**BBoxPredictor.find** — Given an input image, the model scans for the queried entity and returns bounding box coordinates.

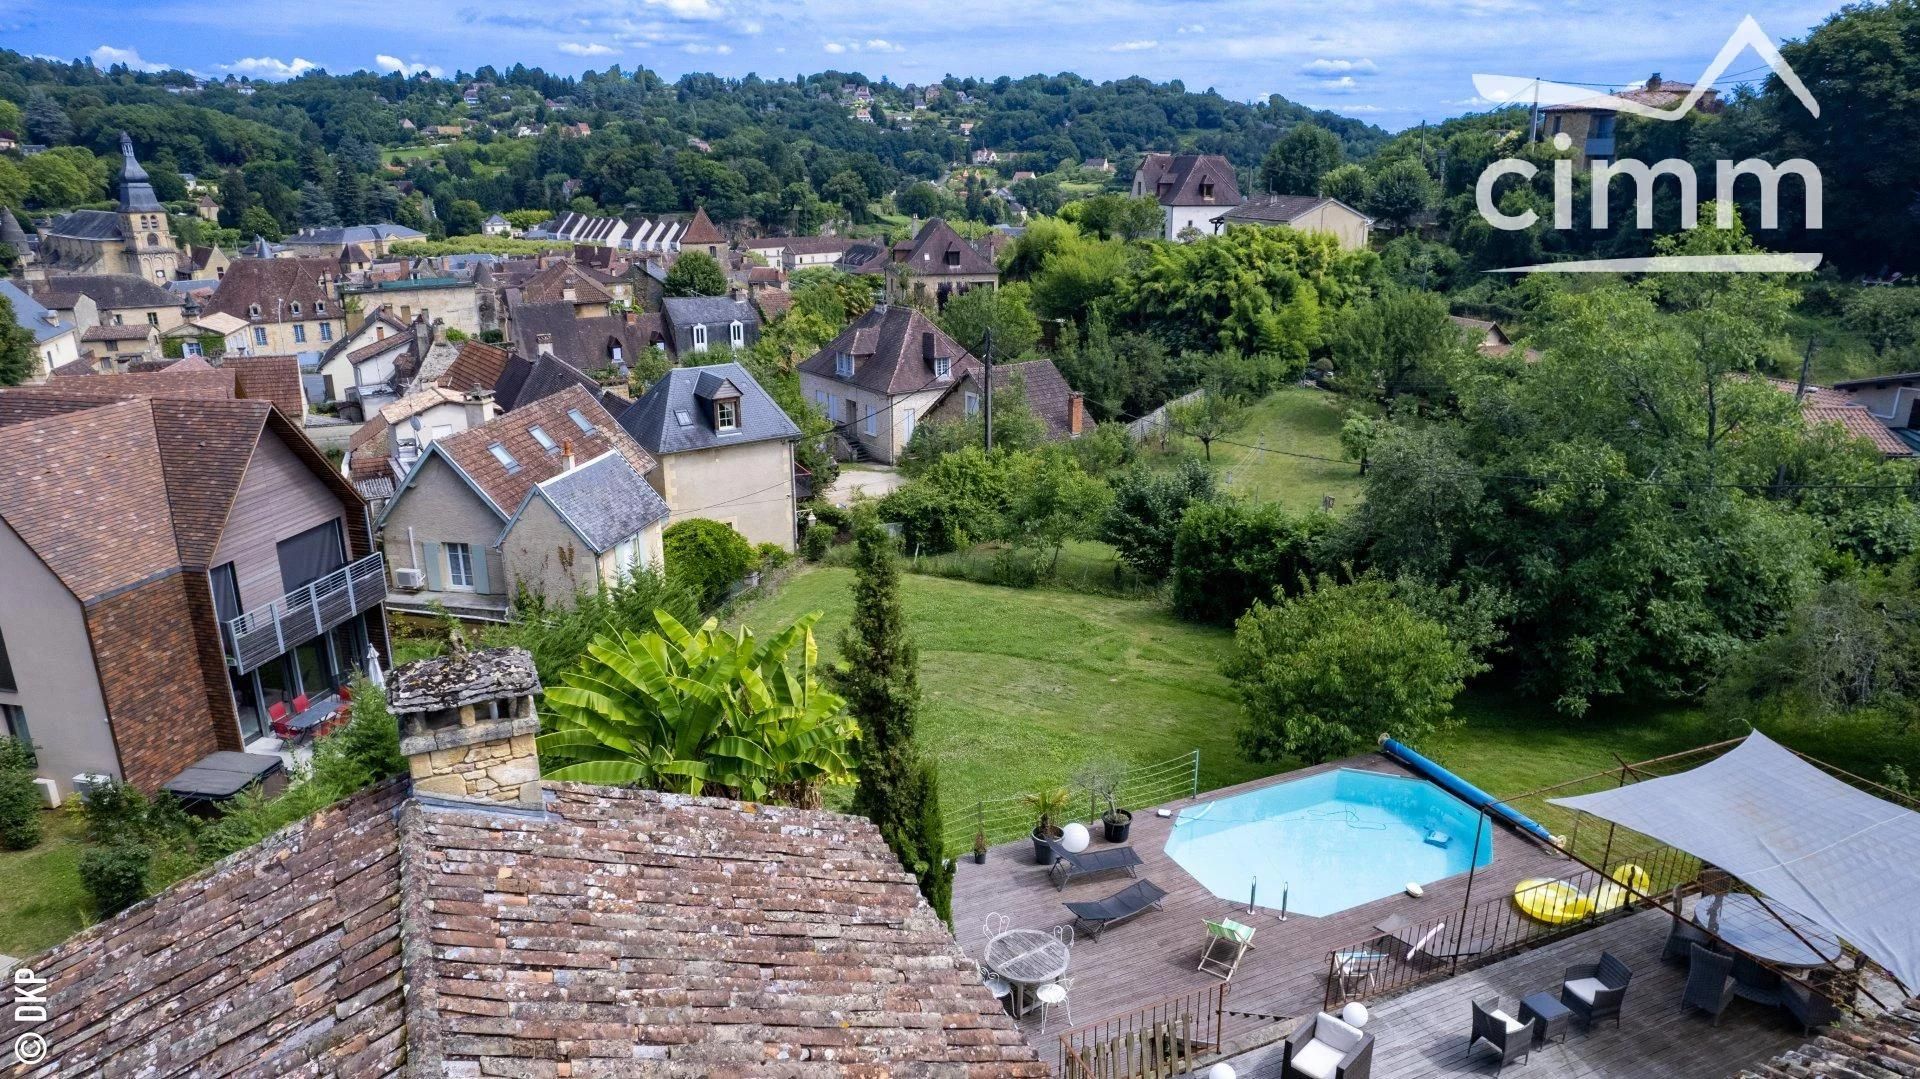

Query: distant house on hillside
[846,218,997,309]
[797,303,982,464]
[1214,194,1372,251]
[1134,153,1242,242]
[1541,74,1721,169]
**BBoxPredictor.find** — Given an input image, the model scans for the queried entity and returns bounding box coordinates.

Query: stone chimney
[535,333,554,357]
[1068,391,1086,436]
[390,641,544,806]
[561,276,577,304]
[560,439,577,472]
[463,386,496,428]
[922,331,936,362]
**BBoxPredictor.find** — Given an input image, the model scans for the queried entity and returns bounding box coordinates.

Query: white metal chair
[1053,922,1075,953]
[1036,976,1074,1032]
[984,912,1011,940]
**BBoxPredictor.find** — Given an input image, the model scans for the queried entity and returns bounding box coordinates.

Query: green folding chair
[1198,917,1257,980]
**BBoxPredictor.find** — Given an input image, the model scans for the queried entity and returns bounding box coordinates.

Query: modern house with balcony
[0,380,386,796]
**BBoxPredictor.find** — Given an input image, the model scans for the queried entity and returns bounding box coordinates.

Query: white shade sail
[1550,732,1920,992]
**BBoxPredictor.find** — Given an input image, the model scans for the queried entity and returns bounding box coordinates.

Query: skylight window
[567,408,594,434]
[674,409,693,427]
[531,426,558,452]
[488,443,519,473]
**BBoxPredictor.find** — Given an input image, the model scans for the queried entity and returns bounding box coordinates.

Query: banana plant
[538,609,858,805]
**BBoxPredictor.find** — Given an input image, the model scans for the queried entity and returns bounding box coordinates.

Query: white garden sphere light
[1060,822,1091,854]
[1207,1063,1236,1079]
[1341,1001,1370,1028]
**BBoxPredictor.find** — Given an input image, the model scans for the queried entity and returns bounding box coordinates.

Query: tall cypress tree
[834,526,953,922]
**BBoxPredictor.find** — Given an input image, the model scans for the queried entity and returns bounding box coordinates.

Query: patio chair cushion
[1487,1009,1529,1035]
[1289,1039,1345,1079]
[1314,1012,1365,1054]
[1564,977,1609,1005]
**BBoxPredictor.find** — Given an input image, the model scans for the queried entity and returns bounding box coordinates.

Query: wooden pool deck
[951,752,1814,1076]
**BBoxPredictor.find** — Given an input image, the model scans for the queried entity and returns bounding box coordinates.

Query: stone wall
[402,711,541,805]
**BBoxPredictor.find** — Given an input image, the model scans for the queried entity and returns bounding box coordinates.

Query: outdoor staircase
[839,432,873,463]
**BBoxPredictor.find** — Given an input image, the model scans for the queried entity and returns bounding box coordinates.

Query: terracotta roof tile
[437,340,512,395]
[203,257,339,323]
[895,217,999,277]
[799,304,983,396]
[433,385,653,515]
[1806,403,1913,456]
[43,368,238,399]
[225,353,306,419]
[515,261,614,307]
[679,205,725,246]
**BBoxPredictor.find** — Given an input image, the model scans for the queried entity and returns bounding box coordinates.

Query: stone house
[797,303,982,464]
[1135,152,1243,241]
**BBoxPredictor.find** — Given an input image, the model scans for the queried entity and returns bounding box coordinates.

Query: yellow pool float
[1513,864,1651,925]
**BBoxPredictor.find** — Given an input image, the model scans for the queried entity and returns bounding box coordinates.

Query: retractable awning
[1549,732,1920,992]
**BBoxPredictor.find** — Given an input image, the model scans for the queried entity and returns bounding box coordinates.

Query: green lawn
[1202,387,1366,514]
[0,809,90,958]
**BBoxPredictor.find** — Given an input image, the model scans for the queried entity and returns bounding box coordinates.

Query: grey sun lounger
[1374,913,1493,962]
[1066,879,1169,940]
[1048,840,1145,890]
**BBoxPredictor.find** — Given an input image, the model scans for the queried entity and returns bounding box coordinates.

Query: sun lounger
[1047,840,1144,890]
[1065,879,1169,941]
[1374,914,1492,962]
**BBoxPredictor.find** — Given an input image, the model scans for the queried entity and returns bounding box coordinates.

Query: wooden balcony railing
[224,553,386,673]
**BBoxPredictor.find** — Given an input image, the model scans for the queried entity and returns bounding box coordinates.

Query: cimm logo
[1472,16,1822,273]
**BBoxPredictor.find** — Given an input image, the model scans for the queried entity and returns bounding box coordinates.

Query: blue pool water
[1164,768,1495,917]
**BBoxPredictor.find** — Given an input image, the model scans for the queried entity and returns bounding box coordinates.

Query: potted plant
[1024,786,1072,865]
[1074,757,1134,843]
[972,828,988,865]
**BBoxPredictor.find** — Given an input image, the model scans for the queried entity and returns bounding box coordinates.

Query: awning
[1549,732,1920,992]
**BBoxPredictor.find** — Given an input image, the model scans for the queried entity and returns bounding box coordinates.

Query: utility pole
[1793,338,1819,401]
[1529,78,1541,143]
[981,328,994,452]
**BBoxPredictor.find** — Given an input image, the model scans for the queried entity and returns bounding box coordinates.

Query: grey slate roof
[43,209,127,242]
[660,295,757,328]
[282,223,424,246]
[0,279,74,344]
[502,351,614,413]
[529,449,671,552]
[619,361,800,455]
[32,274,186,311]
[117,132,164,213]
[1137,152,1243,207]
[1216,193,1372,225]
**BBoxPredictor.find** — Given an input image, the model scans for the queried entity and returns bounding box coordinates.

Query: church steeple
[117,132,163,214]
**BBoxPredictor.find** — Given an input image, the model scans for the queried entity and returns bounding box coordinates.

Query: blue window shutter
[422,542,443,590]
[471,548,492,594]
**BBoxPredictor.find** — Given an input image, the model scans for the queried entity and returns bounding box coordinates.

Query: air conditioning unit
[32,777,61,809]
[71,773,114,800]
[393,567,424,589]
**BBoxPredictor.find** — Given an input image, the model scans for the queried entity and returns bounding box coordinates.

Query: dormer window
[248,304,261,318]
[716,401,738,431]
[945,248,961,268]
[316,301,327,315]
[934,356,951,378]
[729,320,744,348]
[692,324,708,353]
[1200,180,1215,201]
[835,352,853,378]
[290,302,301,317]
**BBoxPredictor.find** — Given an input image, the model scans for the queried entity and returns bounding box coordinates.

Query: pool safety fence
[943,749,1201,859]
[1057,981,1237,1079]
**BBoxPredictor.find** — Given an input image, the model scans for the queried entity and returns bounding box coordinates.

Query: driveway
[822,465,907,506]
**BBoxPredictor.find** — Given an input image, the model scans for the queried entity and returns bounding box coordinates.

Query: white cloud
[375,54,444,77]
[682,42,733,55]
[222,55,318,80]
[91,45,167,72]
[643,0,729,17]
[1177,24,1206,34]
[864,39,904,53]
[1312,76,1364,93]
[1108,40,1158,52]
[1301,58,1378,76]
[558,42,618,57]
[822,42,846,54]
[822,39,903,54]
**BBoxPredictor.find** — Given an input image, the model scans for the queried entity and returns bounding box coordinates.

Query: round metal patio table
[984,929,1070,1018]
[1692,893,1842,968]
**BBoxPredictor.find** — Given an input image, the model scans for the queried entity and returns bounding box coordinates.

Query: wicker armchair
[1663,915,1712,964]
[1560,951,1633,1030]
[1781,979,1842,1035]
[1282,1011,1374,1079]
[1681,944,1738,1025]
[1470,998,1537,1071]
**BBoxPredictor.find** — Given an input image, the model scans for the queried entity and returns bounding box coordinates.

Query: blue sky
[5,0,1848,130]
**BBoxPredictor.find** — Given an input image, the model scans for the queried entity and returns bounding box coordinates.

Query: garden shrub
[663,519,754,608]
[1170,499,1330,624]
[803,522,836,561]
[79,839,152,918]
[754,541,793,572]
[0,744,41,850]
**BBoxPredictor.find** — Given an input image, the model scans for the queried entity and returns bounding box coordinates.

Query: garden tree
[1363,158,1438,231]
[1099,460,1217,579]
[296,181,338,227]
[1338,414,1377,475]
[1061,194,1164,241]
[1023,227,1130,325]
[1004,450,1112,572]
[935,281,1042,359]
[1057,316,1171,421]
[1111,226,1376,361]
[1164,387,1244,460]
[444,198,486,236]
[0,291,39,387]
[22,147,105,208]
[0,737,39,850]
[1226,574,1481,764]
[880,445,1014,553]
[1170,500,1330,624]
[896,182,950,220]
[1260,123,1343,195]
[832,527,952,921]
[662,518,754,608]
[24,89,72,145]
[537,611,858,807]
[1708,558,1920,733]
[504,208,550,229]
[1842,287,1920,358]
[900,371,1049,471]
[1326,288,1474,408]
[240,206,283,241]
[662,250,729,297]
[1378,235,1463,292]
[735,346,839,492]
[1317,163,1371,207]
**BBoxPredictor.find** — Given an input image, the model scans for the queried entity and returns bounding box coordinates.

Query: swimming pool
[1164,768,1495,917]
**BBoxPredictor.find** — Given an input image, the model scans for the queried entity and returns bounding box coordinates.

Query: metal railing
[224,553,387,673]
[943,750,1201,859]
[1058,982,1230,1079]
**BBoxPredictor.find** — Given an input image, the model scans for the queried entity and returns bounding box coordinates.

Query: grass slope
[0,809,90,958]
[1200,386,1365,514]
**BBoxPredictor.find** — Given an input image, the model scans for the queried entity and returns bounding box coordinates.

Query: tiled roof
[346,329,414,366]
[42,208,126,243]
[80,323,154,342]
[990,359,1078,440]
[1137,152,1243,208]
[679,205,724,245]
[431,385,653,518]
[31,273,185,311]
[1218,193,1370,225]
[436,340,513,395]
[503,351,611,412]
[621,361,801,456]
[0,781,1040,1076]
[509,302,658,374]
[226,354,306,419]
[203,257,338,323]
[798,303,983,396]
[145,397,275,567]
[377,384,465,427]
[281,222,424,245]
[43,367,239,400]
[753,288,793,321]
[515,261,614,306]
[894,217,999,276]
[1759,376,1853,408]
[1738,998,1920,1078]
[1806,404,1914,457]
[529,450,671,551]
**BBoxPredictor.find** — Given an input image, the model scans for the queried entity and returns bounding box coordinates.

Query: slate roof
[509,302,659,374]
[503,351,613,412]
[798,303,983,396]
[527,449,671,552]
[0,279,74,345]
[42,208,126,242]
[204,257,339,323]
[1137,152,1242,207]
[32,273,185,311]
[892,218,999,277]
[1217,193,1370,225]
[225,353,306,419]
[81,323,155,342]
[281,223,424,246]
[436,340,513,394]
[661,294,757,330]
[620,361,801,456]
[0,781,1040,1077]
[516,261,614,306]
[420,385,654,520]
[1833,370,1920,390]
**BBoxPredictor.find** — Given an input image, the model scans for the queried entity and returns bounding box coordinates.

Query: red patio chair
[292,693,310,716]
[268,701,295,740]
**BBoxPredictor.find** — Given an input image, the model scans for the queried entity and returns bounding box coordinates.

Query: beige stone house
[378,385,668,620]
[1214,194,1373,251]
[618,361,801,550]
[797,304,982,464]
[203,257,347,354]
